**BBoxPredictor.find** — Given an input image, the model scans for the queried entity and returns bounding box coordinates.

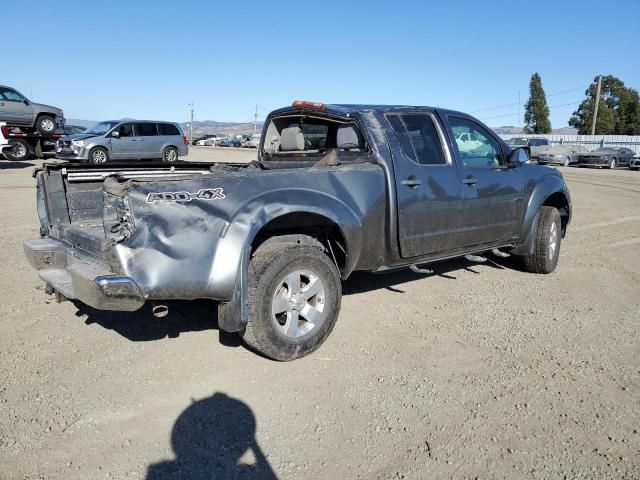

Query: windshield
[508,138,528,145]
[85,121,120,135]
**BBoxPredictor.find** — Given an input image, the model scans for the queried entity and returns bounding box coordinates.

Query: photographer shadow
[146,392,277,480]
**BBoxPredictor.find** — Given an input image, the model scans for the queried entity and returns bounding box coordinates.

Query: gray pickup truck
[0,85,65,134]
[24,102,571,361]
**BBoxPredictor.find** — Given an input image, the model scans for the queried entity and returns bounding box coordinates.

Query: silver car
[537,144,589,167]
[56,120,188,163]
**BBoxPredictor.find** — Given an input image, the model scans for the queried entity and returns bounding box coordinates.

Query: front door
[447,116,525,247]
[385,112,463,258]
[110,123,139,160]
[0,87,32,126]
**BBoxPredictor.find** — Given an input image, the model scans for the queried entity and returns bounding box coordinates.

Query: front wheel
[241,244,342,361]
[523,206,562,274]
[162,146,178,162]
[609,158,616,169]
[563,157,570,167]
[36,115,56,134]
[88,147,109,164]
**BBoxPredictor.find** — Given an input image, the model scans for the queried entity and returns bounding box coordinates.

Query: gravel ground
[0,152,639,479]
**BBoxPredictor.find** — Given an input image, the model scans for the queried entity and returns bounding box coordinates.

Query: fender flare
[215,189,362,332]
[511,174,570,256]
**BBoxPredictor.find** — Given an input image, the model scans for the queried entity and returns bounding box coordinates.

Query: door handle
[462,177,478,185]
[401,177,422,188]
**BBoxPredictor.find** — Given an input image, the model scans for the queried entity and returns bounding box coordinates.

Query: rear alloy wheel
[36,115,56,134]
[162,146,178,162]
[241,243,342,361]
[89,147,108,164]
[609,158,616,169]
[3,139,32,161]
[523,206,562,274]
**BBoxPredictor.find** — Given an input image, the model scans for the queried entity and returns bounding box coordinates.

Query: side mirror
[23,99,30,106]
[111,130,120,138]
[507,147,529,166]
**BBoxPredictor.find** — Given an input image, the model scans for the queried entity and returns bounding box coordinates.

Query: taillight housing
[183,135,188,145]
[292,100,326,110]
[1,126,9,137]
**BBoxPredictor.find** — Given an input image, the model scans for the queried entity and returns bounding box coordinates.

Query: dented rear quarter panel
[114,163,386,301]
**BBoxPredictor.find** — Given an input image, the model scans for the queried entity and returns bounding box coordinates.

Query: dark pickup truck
[24,102,571,361]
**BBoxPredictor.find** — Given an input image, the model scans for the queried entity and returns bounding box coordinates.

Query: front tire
[241,244,342,361]
[563,157,570,167]
[162,146,178,162]
[609,158,616,169]
[36,115,56,134]
[523,206,562,274]
[88,147,109,164]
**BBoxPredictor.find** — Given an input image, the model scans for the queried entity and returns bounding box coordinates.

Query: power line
[471,85,589,114]
[479,101,582,121]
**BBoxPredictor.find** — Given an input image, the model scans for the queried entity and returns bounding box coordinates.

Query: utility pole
[591,76,602,136]
[254,105,258,133]
[189,101,194,143]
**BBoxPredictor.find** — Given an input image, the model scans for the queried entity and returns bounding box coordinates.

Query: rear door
[136,123,161,159]
[0,87,33,126]
[110,123,139,160]
[447,116,525,247]
[385,112,463,258]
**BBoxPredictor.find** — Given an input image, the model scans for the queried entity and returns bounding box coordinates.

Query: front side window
[386,114,446,165]
[136,123,158,136]
[449,117,505,168]
[0,88,25,102]
[116,123,135,137]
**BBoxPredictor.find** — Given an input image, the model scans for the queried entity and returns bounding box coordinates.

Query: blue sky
[2,0,638,128]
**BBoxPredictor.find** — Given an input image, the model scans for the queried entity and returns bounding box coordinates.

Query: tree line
[522,73,640,135]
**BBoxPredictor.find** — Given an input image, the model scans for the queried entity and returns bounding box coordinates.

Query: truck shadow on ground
[146,392,278,480]
[74,254,523,342]
[0,159,38,169]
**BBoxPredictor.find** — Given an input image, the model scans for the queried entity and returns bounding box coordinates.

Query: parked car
[507,137,550,159]
[57,125,87,136]
[242,133,261,148]
[25,101,571,361]
[0,85,65,134]
[217,136,234,147]
[576,147,635,169]
[55,120,188,163]
[537,144,589,167]
[455,132,484,152]
[630,154,640,171]
[196,135,218,146]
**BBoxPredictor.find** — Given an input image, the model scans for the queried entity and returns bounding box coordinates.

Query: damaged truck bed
[25,102,571,360]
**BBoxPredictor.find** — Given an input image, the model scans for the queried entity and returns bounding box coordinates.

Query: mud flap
[511,212,540,256]
[217,246,251,332]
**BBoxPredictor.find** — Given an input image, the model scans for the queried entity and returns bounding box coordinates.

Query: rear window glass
[386,114,446,165]
[136,123,158,136]
[159,123,180,136]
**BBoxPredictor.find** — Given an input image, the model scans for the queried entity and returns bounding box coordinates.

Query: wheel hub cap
[549,221,559,258]
[272,270,326,338]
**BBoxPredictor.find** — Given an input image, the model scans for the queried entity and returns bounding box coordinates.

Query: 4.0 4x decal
[146,188,225,203]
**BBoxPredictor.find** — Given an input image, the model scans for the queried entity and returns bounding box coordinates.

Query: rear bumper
[24,237,144,311]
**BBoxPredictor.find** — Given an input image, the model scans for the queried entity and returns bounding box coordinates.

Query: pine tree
[524,73,552,134]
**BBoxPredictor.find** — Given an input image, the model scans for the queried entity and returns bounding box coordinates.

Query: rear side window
[158,123,180,136]
[136,123,158,136]
[386,114,446,165]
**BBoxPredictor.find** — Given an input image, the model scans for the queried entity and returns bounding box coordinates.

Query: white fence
[498,134,640,154]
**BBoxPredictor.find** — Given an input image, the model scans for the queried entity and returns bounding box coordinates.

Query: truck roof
[270,103,468,119]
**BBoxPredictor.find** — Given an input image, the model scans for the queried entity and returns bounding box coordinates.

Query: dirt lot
[1,151,639,479]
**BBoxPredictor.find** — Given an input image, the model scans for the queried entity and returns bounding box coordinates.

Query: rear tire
[241,244,342,361]
[36,115,56,134]
[523,206,562,274]
[162,146,178,162]
[88,147,109,164]
[4,138,32,161]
